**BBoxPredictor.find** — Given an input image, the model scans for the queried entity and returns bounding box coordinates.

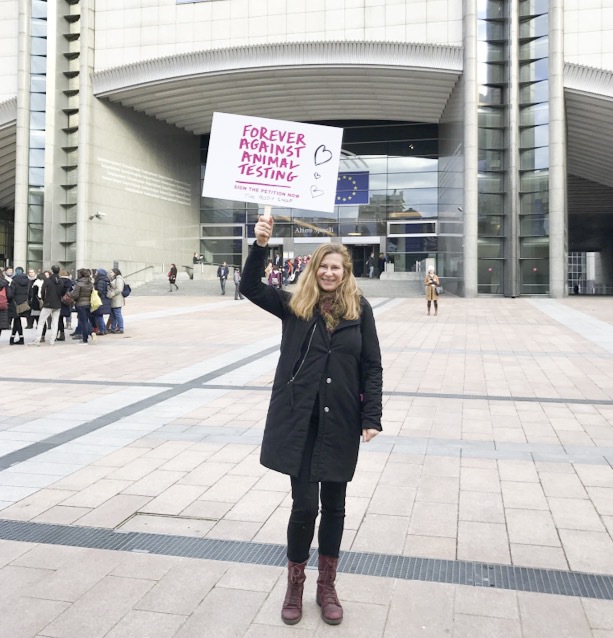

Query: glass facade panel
[519,58,549,82]
[520,214,548,236]
[28,224,44,243]
[28,167,44,186]
[520,147,549,170]
[387,172,438,189]
[32,0,47,18]
[519,37,548,60]
[520,259,549,294]
[29,111,45,131]
[31,18,47,36]
[478,106,505,128]
[520,124,549,148]
[478,215,504,236]
[520,237,549,258]
[201,225,243,238]
[30,75,46,92]
[520,191,549,214]
[29,148,45,167]
[519,14,548,38]
[479,128,504,149]
[520,170,548,192]
[519,0,549,17]
[482,62,506,83]
[30,56,47,73]
[477,20,505,40]
[520,104,548,126]
[478,193,504,214]
[478,86,504,105]
[28,205,44,224]
[519,80,549,103]
[389,223,436,234]
[478,173,504,193]
[29,92,46,111]
[478,260,503,293]
[478,238,504,258]
[477,0,504,20]
[198,239,242,267]
[31,37,47,56]
[478,149,504,171]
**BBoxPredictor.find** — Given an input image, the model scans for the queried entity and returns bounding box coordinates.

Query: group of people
[0,265,127,346]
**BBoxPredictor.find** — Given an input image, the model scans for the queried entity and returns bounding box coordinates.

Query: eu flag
[336,172,369,205]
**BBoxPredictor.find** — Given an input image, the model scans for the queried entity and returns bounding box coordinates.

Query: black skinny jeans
[287,414,347,563]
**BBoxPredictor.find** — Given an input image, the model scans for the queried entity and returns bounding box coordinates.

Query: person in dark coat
[92,268,111,335]
[240,215,383,627]
[29,265,64,346]
[69,268,94,344]
[217,261,229,295]
[168,264,179,292]
[58,270,74,340]
[0,268,13,338]
[9,267,30,345]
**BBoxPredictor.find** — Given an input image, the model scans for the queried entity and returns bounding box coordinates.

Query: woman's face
[317,253,344,292]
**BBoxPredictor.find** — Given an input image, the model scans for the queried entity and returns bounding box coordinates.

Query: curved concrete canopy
[93,41,463,135]
[565,63,613,189]
[0,97,17,212]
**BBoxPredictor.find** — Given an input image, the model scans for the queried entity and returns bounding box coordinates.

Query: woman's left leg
[316,482,347,624]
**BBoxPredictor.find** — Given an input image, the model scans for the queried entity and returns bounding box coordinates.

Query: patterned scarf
[318,291,344,334]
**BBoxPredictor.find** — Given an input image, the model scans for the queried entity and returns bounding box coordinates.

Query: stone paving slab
[0,294,613,635]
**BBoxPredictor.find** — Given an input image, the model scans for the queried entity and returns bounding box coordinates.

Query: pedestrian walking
[233,267,244,300]
[217,261,229,295]
[168,264,179,292]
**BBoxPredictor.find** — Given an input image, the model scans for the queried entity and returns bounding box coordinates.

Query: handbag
[435,286,443,295]
[61,292,73,306]
[16,301,31,315]
[90,289,102,312]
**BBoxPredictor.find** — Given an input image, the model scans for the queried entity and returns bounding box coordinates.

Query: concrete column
[548,0,567,297]
[462,0,479,297]
[13,1,31,267]
[507,0,520,297]
[76,0,94,267]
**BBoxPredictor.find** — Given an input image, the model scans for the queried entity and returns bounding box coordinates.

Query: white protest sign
[202,112,343,213]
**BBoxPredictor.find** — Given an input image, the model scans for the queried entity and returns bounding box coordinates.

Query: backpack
[0,286,7,311]
[121,283,131,297]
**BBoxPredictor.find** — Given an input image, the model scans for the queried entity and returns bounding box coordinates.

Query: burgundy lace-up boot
[316,555,343,625]
[281,560,307,625]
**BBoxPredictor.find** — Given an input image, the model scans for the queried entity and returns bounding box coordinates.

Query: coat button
[324,407,330,413]
[326,378,332,384]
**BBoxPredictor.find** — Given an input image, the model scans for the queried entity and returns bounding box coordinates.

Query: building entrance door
[347,245,378,278]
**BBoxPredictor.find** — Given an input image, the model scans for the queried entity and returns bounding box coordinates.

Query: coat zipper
[288,323,318,385]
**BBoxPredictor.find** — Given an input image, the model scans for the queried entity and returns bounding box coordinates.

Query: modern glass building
[1,0,612,296]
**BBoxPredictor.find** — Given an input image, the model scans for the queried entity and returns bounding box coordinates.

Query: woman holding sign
[240,215,382,626]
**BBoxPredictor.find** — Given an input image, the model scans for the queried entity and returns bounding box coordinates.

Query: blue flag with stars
[335,172,369,205]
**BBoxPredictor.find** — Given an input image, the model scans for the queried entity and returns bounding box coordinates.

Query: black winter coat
[240,243,383,482]
[0,279,12,330]
[93,275,112,316]
[41,275,64,309]
[9,273,30,319]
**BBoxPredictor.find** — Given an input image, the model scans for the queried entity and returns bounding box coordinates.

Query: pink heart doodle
[310,185,324,198]
[314,145,333,166]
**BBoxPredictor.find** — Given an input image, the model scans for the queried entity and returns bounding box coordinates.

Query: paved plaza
[0,287,612,637]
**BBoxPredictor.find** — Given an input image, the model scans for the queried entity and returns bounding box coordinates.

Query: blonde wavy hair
[289,243,361,321]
